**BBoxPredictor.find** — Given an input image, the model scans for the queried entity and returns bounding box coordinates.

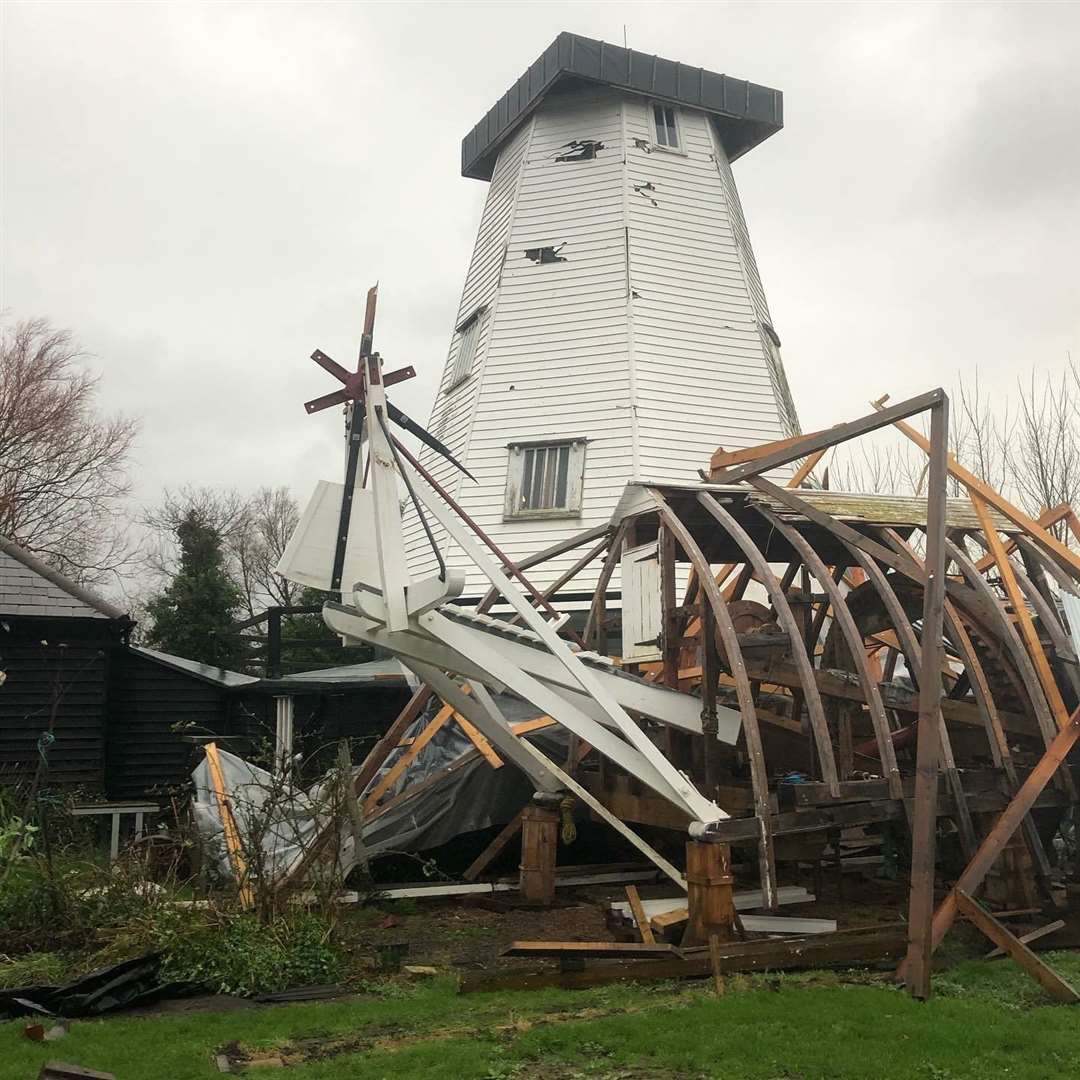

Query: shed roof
[462,32,783,181]
[131,646,258,688]
[0,536,127,621]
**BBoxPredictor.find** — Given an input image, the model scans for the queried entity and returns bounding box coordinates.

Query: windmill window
[449,307,485,388]
[651,103,680,150]
[504,439,586,520]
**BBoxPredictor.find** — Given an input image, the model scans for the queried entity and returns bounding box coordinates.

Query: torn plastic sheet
[191,694,571,884]
[0,954,196,1021]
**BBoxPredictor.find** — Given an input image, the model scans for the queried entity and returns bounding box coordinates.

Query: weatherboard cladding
[462,32,783,180]
[408,77,797,596]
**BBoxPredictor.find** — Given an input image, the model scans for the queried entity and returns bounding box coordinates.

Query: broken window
[651,103,680,150]
[504,439,586,519]
[449,307,485,388]
[523,244,567,264]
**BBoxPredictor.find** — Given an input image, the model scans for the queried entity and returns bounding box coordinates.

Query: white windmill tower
[403,32,800,600]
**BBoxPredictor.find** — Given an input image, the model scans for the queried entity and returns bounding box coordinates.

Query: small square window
[449,307,485,388]
[651,103,680,149]
[504,439,586,520]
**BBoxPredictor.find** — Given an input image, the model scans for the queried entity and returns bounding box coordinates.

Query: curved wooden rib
[650,489,779,909]
[755,506,897,798]
[583,520,628,651]
[697,491,841,796]
[877,530,978,858]
[946,539,1062,755]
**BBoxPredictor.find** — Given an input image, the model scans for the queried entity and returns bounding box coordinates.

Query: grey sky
[3,2,1079,520]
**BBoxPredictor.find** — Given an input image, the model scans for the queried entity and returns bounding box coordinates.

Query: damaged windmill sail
[276,292,744,891]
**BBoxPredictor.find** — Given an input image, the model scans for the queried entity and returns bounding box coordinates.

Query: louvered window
[652,103,680,149]
[504,439,586,519]
[449,308,484,388]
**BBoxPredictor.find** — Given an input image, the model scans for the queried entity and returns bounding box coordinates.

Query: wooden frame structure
[281,372,1080,1001]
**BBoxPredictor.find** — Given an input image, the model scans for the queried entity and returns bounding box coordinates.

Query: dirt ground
[334,867,910,978]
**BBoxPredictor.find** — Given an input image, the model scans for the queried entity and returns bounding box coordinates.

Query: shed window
[449,308,485,388]
[652,104,680,149]
[504,439,586,519]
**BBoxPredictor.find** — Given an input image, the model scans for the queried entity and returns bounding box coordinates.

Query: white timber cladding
[621,541,663,662]
[403,87,799,596]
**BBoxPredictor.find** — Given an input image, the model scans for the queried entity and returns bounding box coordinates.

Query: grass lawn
[5,952,1080,1080]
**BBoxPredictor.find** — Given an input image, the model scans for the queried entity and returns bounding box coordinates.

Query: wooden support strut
[683,840,739,947]
[945,538,1076,800]
[519,803,559,905]
[955,890,1079,1004]
[906,704,1080,977]
[650,489,781,909]
[970,492,1072,733]
[873,400,1080,585]
[204,742,254,910]
[903,395,950,1001]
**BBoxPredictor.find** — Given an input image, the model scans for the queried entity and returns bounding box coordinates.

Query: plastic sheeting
[191,694,571,884]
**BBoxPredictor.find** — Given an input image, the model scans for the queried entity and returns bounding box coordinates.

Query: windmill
[302,284,473,593]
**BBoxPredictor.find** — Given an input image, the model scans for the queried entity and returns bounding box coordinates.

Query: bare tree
[0,317,139,585]
[144,484,301,618]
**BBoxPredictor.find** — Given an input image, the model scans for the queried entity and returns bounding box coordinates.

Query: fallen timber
[277,332,1080,1005]
[459,926,908,993]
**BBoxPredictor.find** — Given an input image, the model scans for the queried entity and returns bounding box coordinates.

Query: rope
[559,795,577,845]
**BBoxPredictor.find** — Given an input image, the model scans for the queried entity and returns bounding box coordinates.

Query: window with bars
[449,307,485,388]
[504,439,586,519]
[651,103,680,149]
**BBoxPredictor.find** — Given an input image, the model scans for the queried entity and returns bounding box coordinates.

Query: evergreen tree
[144,510,243,668]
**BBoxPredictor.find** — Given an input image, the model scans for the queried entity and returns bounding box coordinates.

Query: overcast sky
[3,2,1079,521]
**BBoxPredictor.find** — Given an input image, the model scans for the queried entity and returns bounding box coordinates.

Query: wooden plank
[790,447,829,489]
[955,890,1079,1003]
[975,505,1071,573]
[204,742,253,910]
[985,918,1066,958]
[502,940,680,959]
[970,492,1071,732]
[713,389,945,485]
[709,427,830,472]
[709,932,726,995]
[477,524,610,614]
[903,397,949,1000]
[363,703,455,811]
[462,925,908,993]
[918,706,1080,967]
[453,712,504,769]
[625,884,656,945]
[878,404,1080,584]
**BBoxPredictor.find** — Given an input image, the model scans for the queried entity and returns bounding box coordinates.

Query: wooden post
[519,803,559,905]
[683,840,738,947]
[903,397,950,1000]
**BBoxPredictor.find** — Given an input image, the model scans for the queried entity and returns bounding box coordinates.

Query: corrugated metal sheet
[461,31,782,180]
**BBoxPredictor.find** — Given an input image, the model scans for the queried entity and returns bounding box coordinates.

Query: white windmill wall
[404,86,798,598]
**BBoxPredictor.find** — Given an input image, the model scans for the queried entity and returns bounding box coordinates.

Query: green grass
[3,959,1080,1080]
